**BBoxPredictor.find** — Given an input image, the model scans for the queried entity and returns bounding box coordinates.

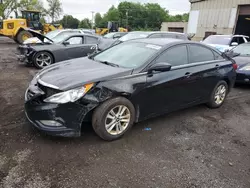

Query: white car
[23,29,86,45]
[202,35,250,52]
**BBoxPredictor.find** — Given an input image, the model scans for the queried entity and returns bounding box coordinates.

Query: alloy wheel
[36,53,52,67]
[214,85,226,105]
[105,105,131,135]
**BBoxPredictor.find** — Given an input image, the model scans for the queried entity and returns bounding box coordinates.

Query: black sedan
[17,29,99,69]
[227,43,250,84]
[25,38,236,140]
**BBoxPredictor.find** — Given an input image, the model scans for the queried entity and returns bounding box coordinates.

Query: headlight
[44,83,94,104]
[239,65,250,71]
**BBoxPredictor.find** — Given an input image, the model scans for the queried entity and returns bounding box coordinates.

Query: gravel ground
[0,37,250,188]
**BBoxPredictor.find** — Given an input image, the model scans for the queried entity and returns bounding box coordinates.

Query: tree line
[1,0,189,31]
[0,0,62,22]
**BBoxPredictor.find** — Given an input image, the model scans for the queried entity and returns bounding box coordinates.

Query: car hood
[25,28,54,43]
[205,44,232,52]
[37,57,132,90]
[23,37,42,45]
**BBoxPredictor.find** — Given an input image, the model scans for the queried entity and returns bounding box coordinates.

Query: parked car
[202,34,250,52]
[23,29,87,45]
[103,32,128,39]
[17,29,99,69]
[98,31,189,51]
[24,38,237,140]
[226,43,250,84]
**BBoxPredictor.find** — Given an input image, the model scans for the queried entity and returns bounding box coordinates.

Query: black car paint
[232,56,250,83]
[17,33,98,65]
[25,39,236,137]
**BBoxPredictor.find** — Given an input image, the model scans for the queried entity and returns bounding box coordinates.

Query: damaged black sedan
[17,29,99,69]
[25,38,236,141]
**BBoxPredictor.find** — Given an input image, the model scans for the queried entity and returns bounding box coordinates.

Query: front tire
[92,97,135,141]
[16,30,33,44]
[207,80,228,108]
[33,51,54,69]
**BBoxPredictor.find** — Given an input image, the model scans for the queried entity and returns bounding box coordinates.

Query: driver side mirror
[231,42,238,46]
[63,41,70,45]
[148,62,172,73]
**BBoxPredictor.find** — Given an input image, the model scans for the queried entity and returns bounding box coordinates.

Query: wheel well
[223,78,231,91]
[81,93,139,130]
[34,51,55,63]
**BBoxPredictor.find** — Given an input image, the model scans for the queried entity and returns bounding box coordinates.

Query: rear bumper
[236,72,250,84]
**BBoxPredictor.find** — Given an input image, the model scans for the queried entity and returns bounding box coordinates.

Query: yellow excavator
[96,21,128,35]
[0,10,63,44]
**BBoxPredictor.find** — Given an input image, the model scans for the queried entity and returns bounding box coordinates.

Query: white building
[161,22,188,33]
[188,0,250,41]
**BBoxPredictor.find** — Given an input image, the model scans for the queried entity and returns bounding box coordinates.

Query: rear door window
[66,37,83,45]
[155,45,188,66]
[85,36,98,44]
[189,44,215,63]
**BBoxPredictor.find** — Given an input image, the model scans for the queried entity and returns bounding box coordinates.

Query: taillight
[233,63,238,70]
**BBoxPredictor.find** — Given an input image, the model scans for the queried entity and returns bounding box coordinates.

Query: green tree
[46,0,63,23]
[0,0,17,19]
[94,12,102,27]
[60,15,79,28]
[78,18,91,29]
[104,6,119,21]
[144,3,168,30]
[19,0,44,11]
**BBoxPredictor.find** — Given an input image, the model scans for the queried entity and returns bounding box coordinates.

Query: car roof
[128,38,184,46]
[129,31,186,35]
[128,38,219,50]
[208,34,249,38]
[66,33,98,38]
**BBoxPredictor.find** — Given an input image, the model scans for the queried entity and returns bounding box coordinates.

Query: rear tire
[92,97,135,141]
[16,30,33,44]
[207,80,228,108]
[33,51,54,69]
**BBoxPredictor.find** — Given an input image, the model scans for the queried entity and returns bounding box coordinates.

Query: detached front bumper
[17,54,28,62]
[16,45,33,64]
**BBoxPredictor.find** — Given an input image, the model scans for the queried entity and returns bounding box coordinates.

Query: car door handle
[185,72,192,78]
[215,64,220,69]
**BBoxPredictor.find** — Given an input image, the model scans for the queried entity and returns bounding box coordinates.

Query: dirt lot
[0,37,250,188]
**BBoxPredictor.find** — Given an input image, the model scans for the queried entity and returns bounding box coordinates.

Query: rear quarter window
[85,36,98,44]
[189,44,215,63]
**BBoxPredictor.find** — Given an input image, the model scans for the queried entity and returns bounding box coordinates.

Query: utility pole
[91,11,95,29]
[126,10,128,30]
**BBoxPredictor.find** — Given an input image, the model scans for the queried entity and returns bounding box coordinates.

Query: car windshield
[52,31,79,43]
[45,30,62,39]
[93,42,161,68]
[203,35,231,45]
[103,33,115,38]
[119,32,150,42]
[232,44,250,56]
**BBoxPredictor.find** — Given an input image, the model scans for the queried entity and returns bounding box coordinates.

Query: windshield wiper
[99,61,120,67]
